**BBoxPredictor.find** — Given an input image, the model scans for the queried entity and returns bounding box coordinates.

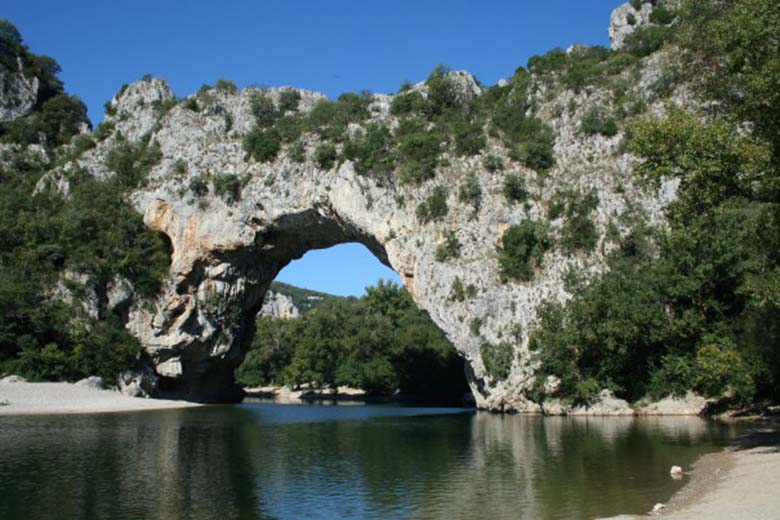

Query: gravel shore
[0,381,202,415]
[603,424,780,520]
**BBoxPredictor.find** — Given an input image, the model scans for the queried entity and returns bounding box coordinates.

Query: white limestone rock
[571,390,634,416]
[75,376,104,389]
[609,1,654,50]
[637,392,714,416]
[0,58,39,122]
[259,291,301,319]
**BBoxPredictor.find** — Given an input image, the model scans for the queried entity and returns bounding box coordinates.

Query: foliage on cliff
[0,21,170,384]
[530,0,780,406]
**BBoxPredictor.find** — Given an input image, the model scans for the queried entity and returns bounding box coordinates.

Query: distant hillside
[268,281,341,313]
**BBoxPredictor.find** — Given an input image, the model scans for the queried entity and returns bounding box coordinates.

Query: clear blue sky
[6,1,615,296]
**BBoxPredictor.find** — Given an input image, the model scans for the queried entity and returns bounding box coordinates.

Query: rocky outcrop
[636,392,713,416]
[0,58,39,122]
[46,4,681,409]
[609,1,653,50]
[258,291,300,319]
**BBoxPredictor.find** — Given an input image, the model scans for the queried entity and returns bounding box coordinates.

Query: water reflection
[0,405,744,520]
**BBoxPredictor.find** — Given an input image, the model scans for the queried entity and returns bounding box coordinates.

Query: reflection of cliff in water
[0,406,746,520]
[408,415,744,520]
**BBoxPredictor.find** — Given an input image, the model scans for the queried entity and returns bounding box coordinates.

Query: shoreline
[602,421,780,520]
[0,381,202,416]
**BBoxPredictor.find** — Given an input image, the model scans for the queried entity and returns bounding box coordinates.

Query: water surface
[0,403,743,519]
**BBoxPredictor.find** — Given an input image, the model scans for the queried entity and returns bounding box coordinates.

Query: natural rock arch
[67,38,673,410]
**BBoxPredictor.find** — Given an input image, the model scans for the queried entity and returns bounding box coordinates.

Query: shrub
[425,65,461,114]
[627,12,637,26]
[250,93,277,127]
[694,341,755,403]
[458,174,481,210]
[647,354,695,399]
[623,25,673,57]
[212,173,242,203]
[503,173,528,203]
[243,127,281,162]
[649,4,676,25]
[215,79,238,93]
[289,140,306,163]
[182,97,200,112]
[435,231,461,261]
[278,89,302,112]
[450,277,465,301]
[560,189,600,254]
[483,154,504,172]
[452,119,486,156]
[396,118,442,183]
[314,143,338,169]
[527,48,567,75]
[580,107,619,137]
[416,186,448,223]
[480,341,513,381]
[390,90,428,116]
[498,221,552,281]
[630,0,643,10]
[104,137,162,189]
[188,176,209,197]
[94,120,115,141]
[341,122,395,176]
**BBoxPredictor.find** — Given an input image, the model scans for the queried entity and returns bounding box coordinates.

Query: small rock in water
[0,399,9,406]
[670,465,683,479]
[75,376,104,389]
[652,503,666,513]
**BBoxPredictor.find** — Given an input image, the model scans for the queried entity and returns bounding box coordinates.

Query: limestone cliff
[22,2,683,409]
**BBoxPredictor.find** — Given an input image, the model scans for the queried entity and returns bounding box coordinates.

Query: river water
[0,403,744,519]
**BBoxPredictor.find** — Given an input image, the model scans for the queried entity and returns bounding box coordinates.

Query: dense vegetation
[529,0,780,407]
[0,21,171,384]
[237,280,468,401]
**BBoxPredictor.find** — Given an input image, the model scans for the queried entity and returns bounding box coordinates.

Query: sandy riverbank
[603,423,780,520]
[0,381,202,415]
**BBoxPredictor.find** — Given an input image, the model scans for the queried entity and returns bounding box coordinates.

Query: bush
[450,277,465,301]
[416,186,448,223]
[288,140,306,163]
[104,137,162,190]
[425,65,462,114]
[649,4,676,25]
[483,154,504,172]
[694,341,755,403]
[341,122,395,176]
[182,97,200,112]
[314,143,338,169]
[627,12,637,26]
[189,176,209,197]
[212,173,242,203]
[397,118,442,183]
[480,342,513,381]
[243,127,281,162]
[452,119,486,156]
[458,174,481,210]
[559,189,600,254]
[647,354,695,399]
[527,48,567,75]
[498,221,552,281]
[503,173,528,203]
[435,231,461,262]
[250,93,277,127]
[623,25,673,57]
[390,90,428,116]
[580,107,619,137]
[214,79,238,93]
[278,89,302,112]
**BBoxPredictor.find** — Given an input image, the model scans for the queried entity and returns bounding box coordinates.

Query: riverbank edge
[600,420,780,520]
[0,381,203,416]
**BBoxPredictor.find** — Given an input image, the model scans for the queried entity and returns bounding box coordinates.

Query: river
[0,403,744,519]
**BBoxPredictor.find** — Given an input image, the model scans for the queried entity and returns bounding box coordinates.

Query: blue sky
[6,1,615,296]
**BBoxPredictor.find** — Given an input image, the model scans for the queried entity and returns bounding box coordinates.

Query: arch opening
[236,241,472,406]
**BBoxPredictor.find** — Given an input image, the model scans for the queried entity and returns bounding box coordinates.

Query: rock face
[46,5,678,409]
[0,59,39,122]
[258,291,301,319]
[609,1,654,50]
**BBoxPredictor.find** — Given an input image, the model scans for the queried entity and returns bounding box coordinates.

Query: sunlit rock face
[64,3,678,408]
[0,58,39,122]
